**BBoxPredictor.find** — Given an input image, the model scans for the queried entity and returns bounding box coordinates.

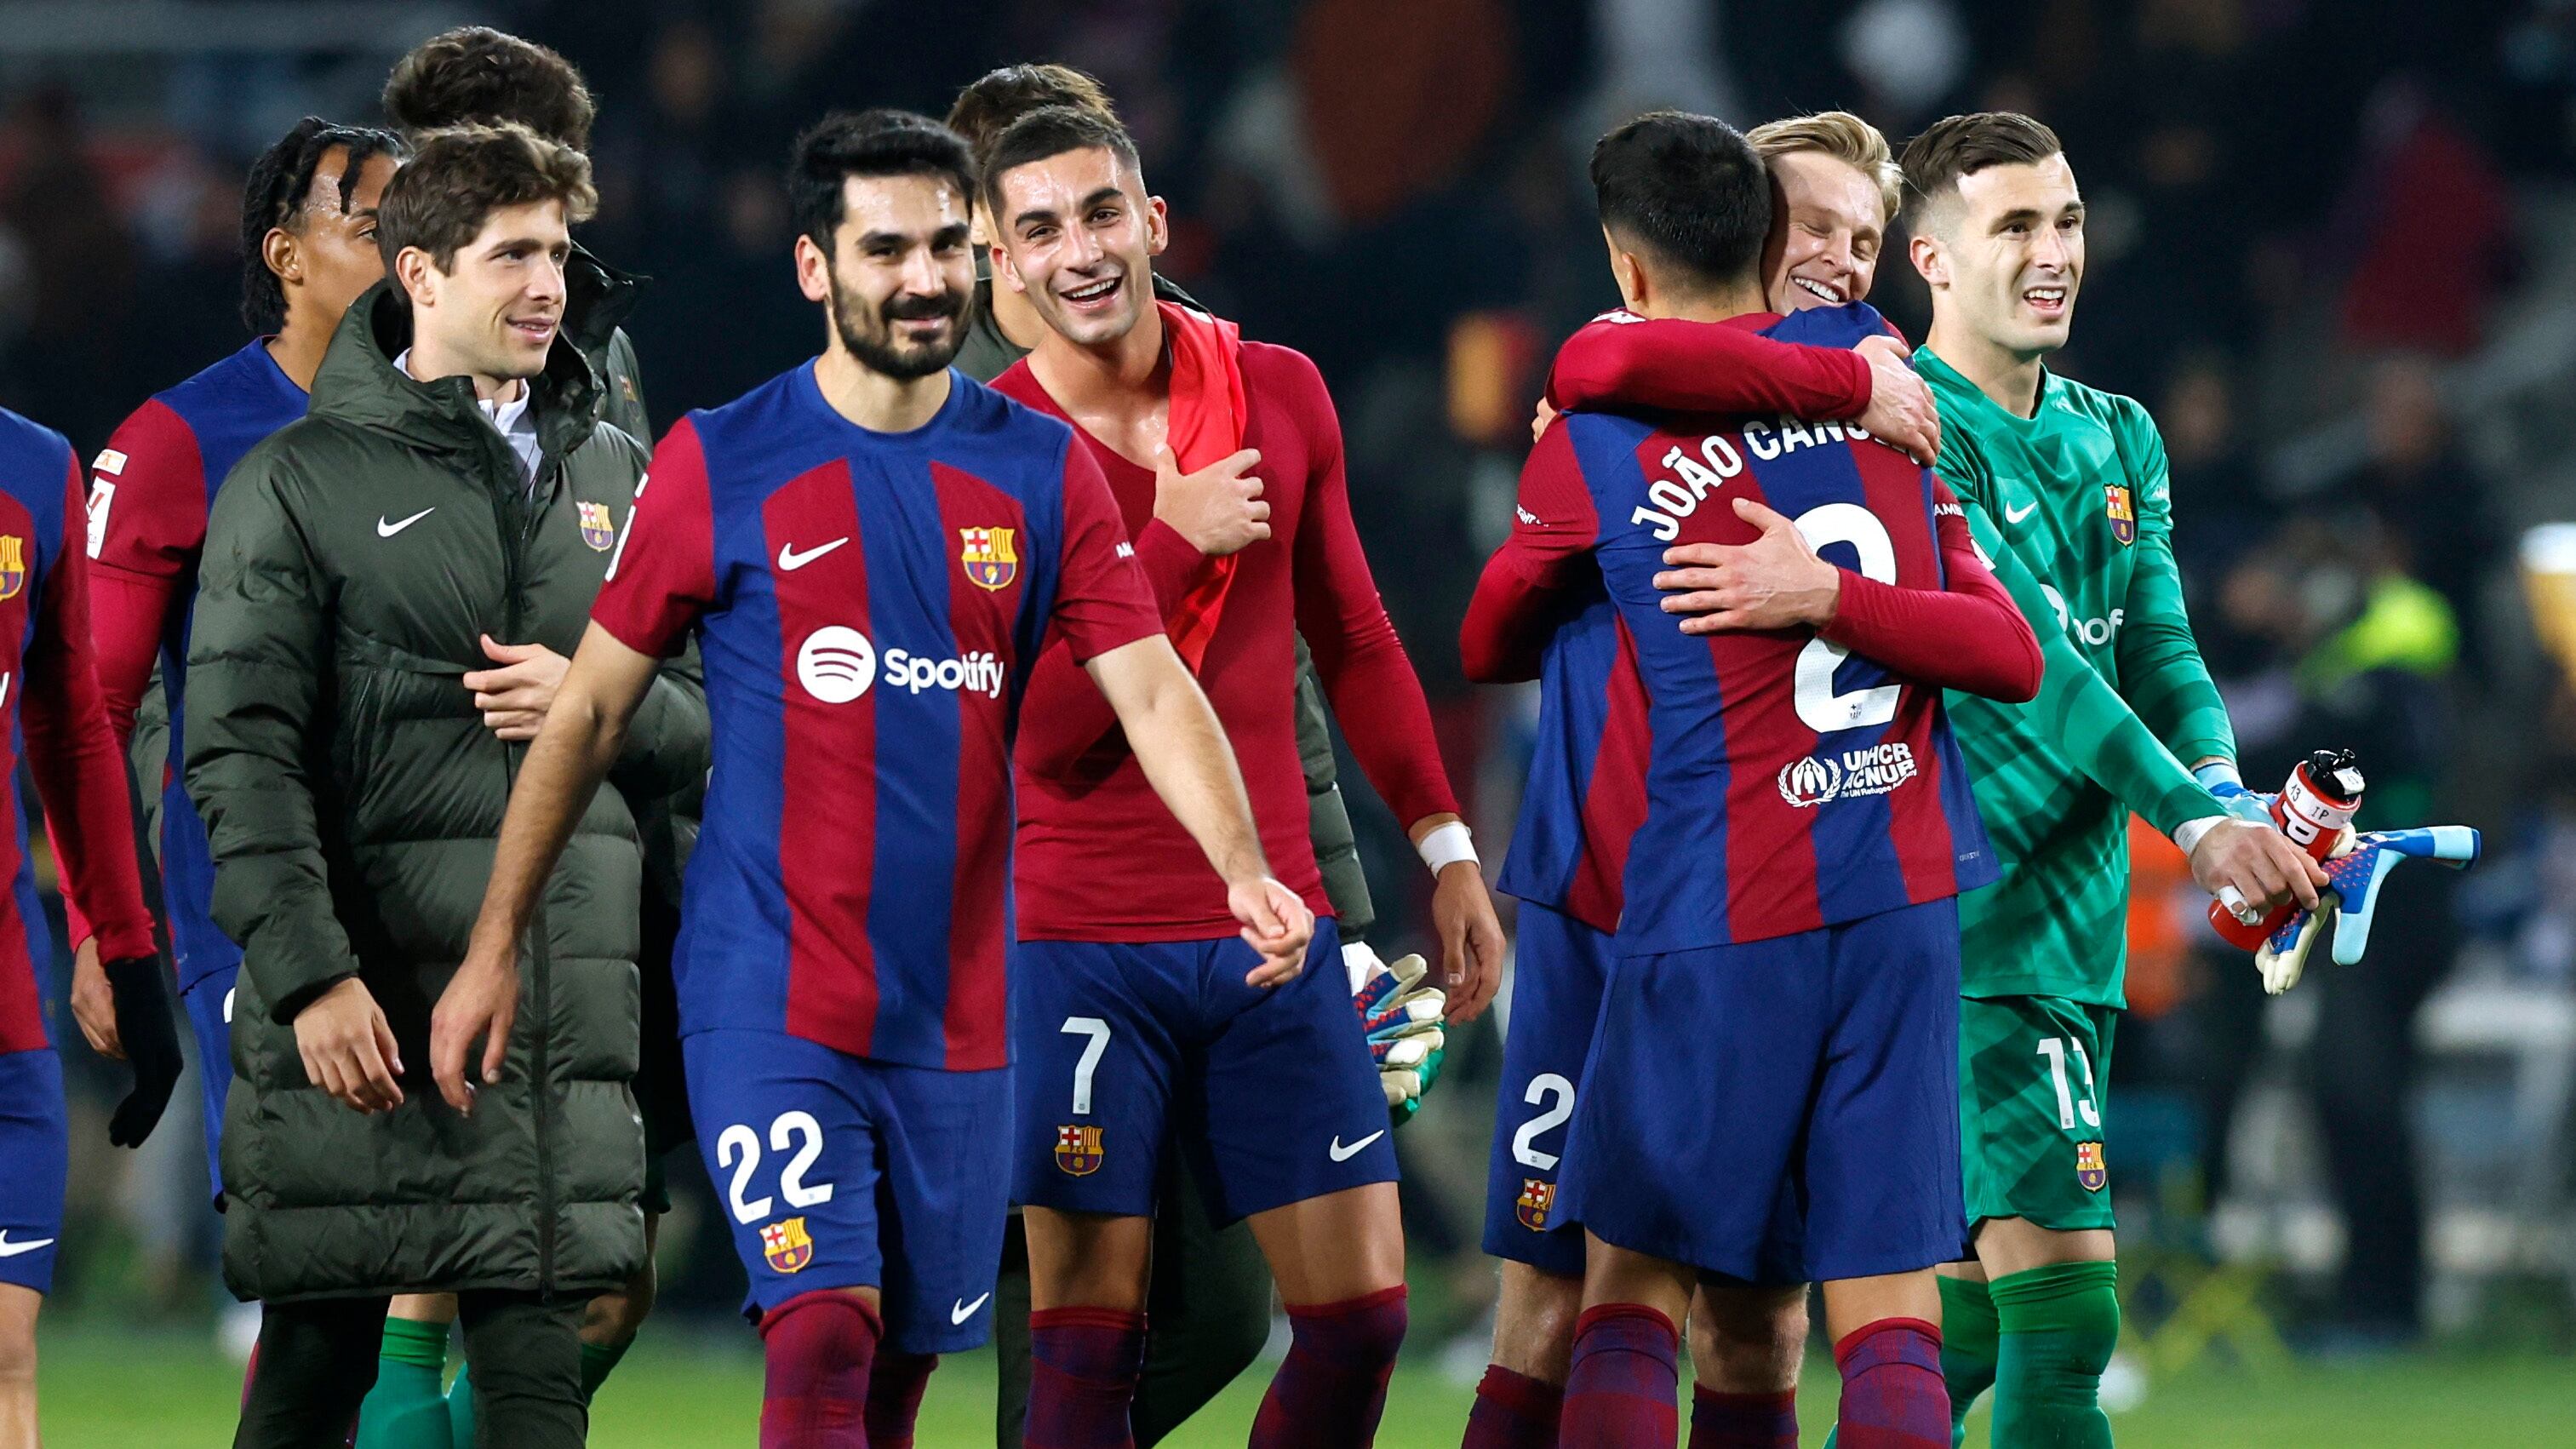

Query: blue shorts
[1011,915,1394,1226]
[182,965,238,1204]
[683,1028,1012,1354]
[1554,897,1966,1285]
[1481,902,1606,1277]
[0,1048,66,1294]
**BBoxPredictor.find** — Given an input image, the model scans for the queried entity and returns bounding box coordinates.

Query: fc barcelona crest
[2075,1140,2108,1193]
[1516,1177,1556,1232]
[576,501,618,552]
[759,1216,815,1274]
[960,526,1019,591]
[0,536,23,601]
[2104,484,2135,547]
[1056,1123,1104,1177]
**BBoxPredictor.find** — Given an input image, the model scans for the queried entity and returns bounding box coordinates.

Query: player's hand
[1531,397,1560,443]
[464,635,570,742]
[1428,860,1506,1022]
[69,936,117,1059]
[1229,875,1314,988]
[2188,817,2328,917]
[1854,335,1939,464]
[1653,498,1842,633]
[1152,445,1270,557]
[1348,943,1447,1124]
[430,946,520,1115]
[103,954,184,1147]
[295,976,404,1114]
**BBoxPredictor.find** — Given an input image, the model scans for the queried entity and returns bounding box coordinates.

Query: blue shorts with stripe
[684,1028,1012,1354]
[0,1048,66,1293]
[1554,897,1967,1285]
[182,965,237,1204]
[1481,901,1606,1277]
[1010,915,1395,1226]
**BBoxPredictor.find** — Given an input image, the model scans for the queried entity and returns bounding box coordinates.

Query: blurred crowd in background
[5,0,2575,1376]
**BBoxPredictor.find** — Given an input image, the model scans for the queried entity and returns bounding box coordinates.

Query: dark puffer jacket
[186,283,706,1302]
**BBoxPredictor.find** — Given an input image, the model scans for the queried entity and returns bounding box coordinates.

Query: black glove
[104,955,183,1147]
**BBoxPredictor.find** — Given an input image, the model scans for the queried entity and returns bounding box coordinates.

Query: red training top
[999,340,1461,942]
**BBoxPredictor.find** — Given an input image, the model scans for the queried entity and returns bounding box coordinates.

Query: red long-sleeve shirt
[1,438,156,1050]
[1547,308,1875,416]
[999,342,1461,941]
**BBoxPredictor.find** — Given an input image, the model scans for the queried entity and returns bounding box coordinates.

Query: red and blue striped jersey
[1496,306,1995,954]
[591,364,1161,1071]
[0,408,157,1051]
[79,340,307,990]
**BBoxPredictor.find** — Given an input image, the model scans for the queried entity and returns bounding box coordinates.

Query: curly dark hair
[383,26,596,151]
[378,123,597,276]
[238,117,404,334]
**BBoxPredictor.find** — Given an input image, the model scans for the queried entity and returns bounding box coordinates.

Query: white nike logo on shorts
[1329,1130,1385,1162]
[377,507,436,537]
[951,1292,991,1325]
[0,1230,54,1257]
[2004,500,2038,524]
[778,537,850,571]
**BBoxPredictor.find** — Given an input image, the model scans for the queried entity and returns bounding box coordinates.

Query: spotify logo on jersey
[797,627,878,703]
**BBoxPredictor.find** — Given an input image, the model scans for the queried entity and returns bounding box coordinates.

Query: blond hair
[1748,111,1902,226]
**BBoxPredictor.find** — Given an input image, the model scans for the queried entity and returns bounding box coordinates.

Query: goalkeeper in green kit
[1552,109,2333,1446]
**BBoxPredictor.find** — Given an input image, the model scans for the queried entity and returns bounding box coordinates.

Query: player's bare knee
[0,1308,33,1386]
[1689,1282,1805,1394]
[1491,1263,1584,1383]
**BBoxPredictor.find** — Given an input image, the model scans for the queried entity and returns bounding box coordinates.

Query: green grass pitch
[32,1325,2575,1446]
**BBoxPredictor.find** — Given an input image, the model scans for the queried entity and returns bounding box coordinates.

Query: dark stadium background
[5,2,2573,1443]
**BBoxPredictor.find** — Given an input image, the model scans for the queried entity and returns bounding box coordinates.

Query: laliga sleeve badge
[2104,484,2135,546]
[1055,1124,1104,1177]
[1516,1177,1557,1232]
[2075,1140,2108,1193]
[576,501,618,551]
[960,525,1020,591]
[759,1217,815,1274]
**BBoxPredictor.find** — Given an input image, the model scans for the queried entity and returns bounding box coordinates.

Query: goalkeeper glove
[2195,761,2280,827]
[2255,825,2481,994]
[1348,942,1445,1125]
[104,954,183,1147]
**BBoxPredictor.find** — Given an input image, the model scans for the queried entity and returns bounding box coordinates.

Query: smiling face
[988,143,1167,347]
[398,198,572,383]
[793,171,974,380]
[1766,148,1887,311]
[1912,152,2085,355]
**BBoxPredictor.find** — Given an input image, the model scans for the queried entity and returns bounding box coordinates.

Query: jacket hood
[310,282,604,461]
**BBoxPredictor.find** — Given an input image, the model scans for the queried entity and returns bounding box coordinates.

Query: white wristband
[1417,822,1478,875]
[2172,815,2225,856]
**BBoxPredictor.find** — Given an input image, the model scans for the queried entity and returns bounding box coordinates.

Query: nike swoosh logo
[778,537,850,571]
[377,507,436,537]
[2003,501,2038,524]
[951,1292,991,1325]
[1329,1130,1386,1162]
[0,1230,55,1257]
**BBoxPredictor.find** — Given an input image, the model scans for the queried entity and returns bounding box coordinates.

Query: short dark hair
[377,122,597,275]
[1899,112,2063,222]
[947,63,1117,163]
[239,117,405,333]
[1589,111,1770,295]
[383,26,596,151]
[979,106,1142,225]
[788,109,976,251]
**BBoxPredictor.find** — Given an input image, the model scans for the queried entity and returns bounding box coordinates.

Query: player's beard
[829,267,968,381]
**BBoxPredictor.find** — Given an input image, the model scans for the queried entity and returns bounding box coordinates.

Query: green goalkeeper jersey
[1916,348,2237,1008]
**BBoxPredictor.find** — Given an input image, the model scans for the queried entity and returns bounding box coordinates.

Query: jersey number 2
[1790,502,1902,734]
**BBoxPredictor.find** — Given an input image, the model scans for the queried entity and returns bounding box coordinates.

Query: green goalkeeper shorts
[1960,994,2119,1234]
